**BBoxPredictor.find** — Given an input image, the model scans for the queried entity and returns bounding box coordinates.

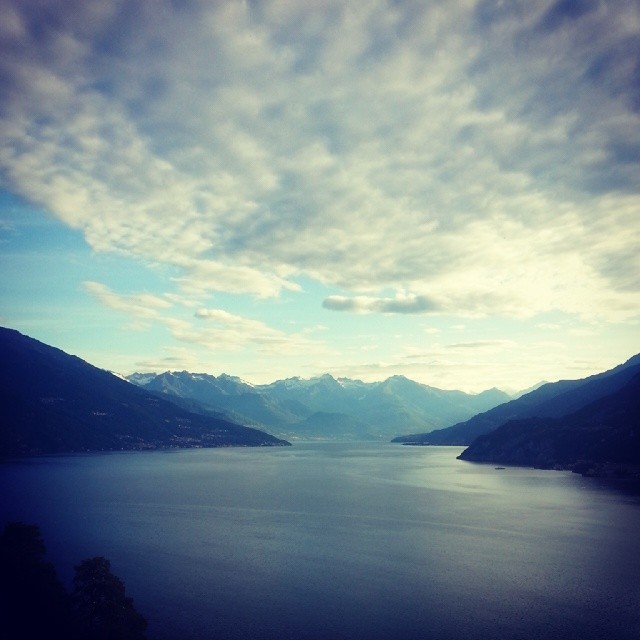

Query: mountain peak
[127,366,509,440]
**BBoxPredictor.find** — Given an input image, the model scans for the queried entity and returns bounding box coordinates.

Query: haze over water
[2,443,639,640]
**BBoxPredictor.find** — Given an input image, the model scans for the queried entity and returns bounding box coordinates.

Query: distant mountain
[137,371,307,431]
[0,327,289,456]
[392,354,640,446]
[458,372,640,476]
[509,380,548,399]
[128,371,510,441]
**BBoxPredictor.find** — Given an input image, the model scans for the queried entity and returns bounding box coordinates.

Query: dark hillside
[459,372,640,476]
[393,354,640,445]
[0,327,289,456]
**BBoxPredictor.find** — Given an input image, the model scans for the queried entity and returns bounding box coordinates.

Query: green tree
[72,556,147,640]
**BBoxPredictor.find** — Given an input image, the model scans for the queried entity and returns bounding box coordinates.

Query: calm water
[2,442,639,640]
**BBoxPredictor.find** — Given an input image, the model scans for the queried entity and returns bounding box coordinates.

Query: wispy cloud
[82,281,172,319]
[82,280,326,361]
[327,337,594,392]
[1,0,638,323]
[445,340,516,350]
[193,307,292,347]
[191,306,325,355]
[323,293,440,314]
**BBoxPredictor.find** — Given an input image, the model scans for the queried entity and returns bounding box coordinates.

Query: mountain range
[0,327,289,456]
[126,370,510,441]
[392,353,640,446]
[4,324,638,474]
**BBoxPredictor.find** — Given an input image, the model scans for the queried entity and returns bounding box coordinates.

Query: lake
[1,442,639,640]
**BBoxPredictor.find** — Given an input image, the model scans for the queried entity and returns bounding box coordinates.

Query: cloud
[132,346,215,376]
[172,258,301,298]
[191,306,326,355]
[82,279,325,353]
[82,281,172,318]
[194,307,288,345]
[445,340,516,350]
[1,0,638,321]
[323,293,440,314]
[325,338,594,392]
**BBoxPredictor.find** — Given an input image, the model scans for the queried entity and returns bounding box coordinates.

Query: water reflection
[1,442,639,640]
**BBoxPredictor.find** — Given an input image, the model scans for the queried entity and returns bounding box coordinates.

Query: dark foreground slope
[0,327,289,456]
[458,372,640,476]
[393,354,640,446]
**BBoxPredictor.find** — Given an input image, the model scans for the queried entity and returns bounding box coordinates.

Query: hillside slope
[458,372,640,476]
[393,354,640,445]
[0,327,289,455]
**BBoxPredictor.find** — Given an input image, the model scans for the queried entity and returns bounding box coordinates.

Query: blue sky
[0,0,638,392]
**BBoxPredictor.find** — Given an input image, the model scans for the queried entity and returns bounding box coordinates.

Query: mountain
[138,371,307,430]
[0,327,289,456]
[392,354,640,445]
[128,371,510,441]
[508,380,548,399]
[458,372,640,476]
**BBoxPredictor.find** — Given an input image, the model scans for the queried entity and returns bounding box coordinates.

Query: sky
[0,0,639,393]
